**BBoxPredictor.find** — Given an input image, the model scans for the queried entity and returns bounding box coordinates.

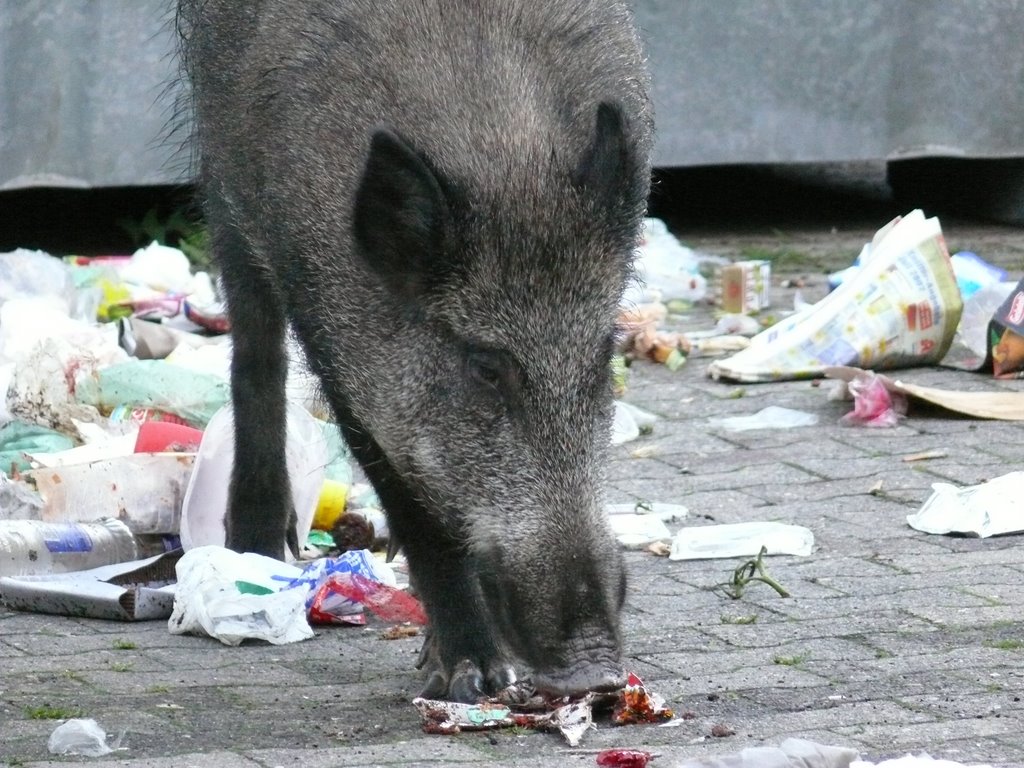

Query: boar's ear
[353,128,450,299]
[572,101,633,208]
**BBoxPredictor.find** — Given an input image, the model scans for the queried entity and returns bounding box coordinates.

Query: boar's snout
[478,535,627,697]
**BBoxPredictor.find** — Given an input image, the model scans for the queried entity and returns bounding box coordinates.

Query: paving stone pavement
[1,220,1023,767]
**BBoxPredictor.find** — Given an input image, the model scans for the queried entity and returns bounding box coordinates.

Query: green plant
[113,639,137,651]
[985,638,1024,651]
[119,207,211,271]
[718,546,791,600]
[25,704,82,720]
[773,653,807,667]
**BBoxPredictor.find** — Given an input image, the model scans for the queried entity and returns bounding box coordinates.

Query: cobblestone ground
[1,218,1023,767]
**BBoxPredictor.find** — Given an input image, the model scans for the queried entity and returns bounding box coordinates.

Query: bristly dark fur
[177,0,653,703]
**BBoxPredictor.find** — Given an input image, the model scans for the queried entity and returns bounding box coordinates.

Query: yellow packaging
[313,480,348,530]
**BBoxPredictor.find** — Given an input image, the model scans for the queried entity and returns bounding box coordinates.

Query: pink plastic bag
[840,371,908,427]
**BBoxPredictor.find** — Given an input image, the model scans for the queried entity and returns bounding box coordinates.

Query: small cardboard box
[719,260,771,314]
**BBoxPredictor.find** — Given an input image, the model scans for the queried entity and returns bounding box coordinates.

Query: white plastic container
[669,521,814,560]
[0,518,138,577]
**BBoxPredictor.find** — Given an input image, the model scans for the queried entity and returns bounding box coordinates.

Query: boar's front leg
[333,409,515,702]
[208,192,297,559]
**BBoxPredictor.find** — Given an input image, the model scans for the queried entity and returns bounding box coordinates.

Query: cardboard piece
[0,550,181,621]
[825,367,1024,421]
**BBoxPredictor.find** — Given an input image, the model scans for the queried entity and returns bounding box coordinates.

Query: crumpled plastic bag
[906,471,1024,538]
[713,406,818,432]
[285,550,421,625]
[168,546,313,646]
[47,718,119,757]
[836,370,908,427]
[852,756,993,768]
[622,218,708,304]
[676,737,857,767]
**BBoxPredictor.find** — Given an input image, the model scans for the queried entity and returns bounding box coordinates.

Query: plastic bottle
[0,518,138,578]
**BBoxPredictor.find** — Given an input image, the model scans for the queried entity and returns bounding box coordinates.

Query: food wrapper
[413,672,673,747]
[708,211,962,382]
[612,672,674,724]
[284,549,419,625]
[990,277,1024,378]
[413,694,595,746]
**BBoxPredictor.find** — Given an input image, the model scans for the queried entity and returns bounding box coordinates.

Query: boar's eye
[465,347,520,399]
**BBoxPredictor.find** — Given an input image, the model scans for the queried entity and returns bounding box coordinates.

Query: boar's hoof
[420,657,517,703]
[532,662,626,698]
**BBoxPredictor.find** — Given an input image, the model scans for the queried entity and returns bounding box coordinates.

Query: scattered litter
[286,550,418,625]
[75,359,229,429]
[596,748,654,767]
[647,541,672,557]
[0,472,44,518]
[711,313,762,337]
[381,624,420,640]
[0,421,76,475]
[907,471,1024,538]
[612,672,674,725]
[612,402,658,445]
[989,276,1024,378]
[674,737,858,767]
[0,550,180,621]
[826,367,1024,421]
[834,369,908,427]
[47,718,121,757]
[709,211,961,382]
[623,218,709,305]
[618,302,690,367]
[606,502,687,548]
[180,402,326,558]
[0,518,138,578]
[413,693,595,746]
[949,251,1008,300]
[949,281,1017,364]
[19,454,194,534]
[717,260,771,314]
[414,673,672,746]
[853,756,994,768]
[670,522,814,560]
[712,406,819,432]
[687,335,751,357]
[168,546,313,645]
[901,450,948,463]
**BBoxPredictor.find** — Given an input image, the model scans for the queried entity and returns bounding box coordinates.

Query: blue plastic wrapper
[283,550,396,618]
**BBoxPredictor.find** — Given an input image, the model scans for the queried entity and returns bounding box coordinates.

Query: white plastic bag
[623,218,708,304]
[906,471,1024,538]
[47,718,117,757]
[168,545,313,645]
[180,401,326,558]
[713,406,819,432]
